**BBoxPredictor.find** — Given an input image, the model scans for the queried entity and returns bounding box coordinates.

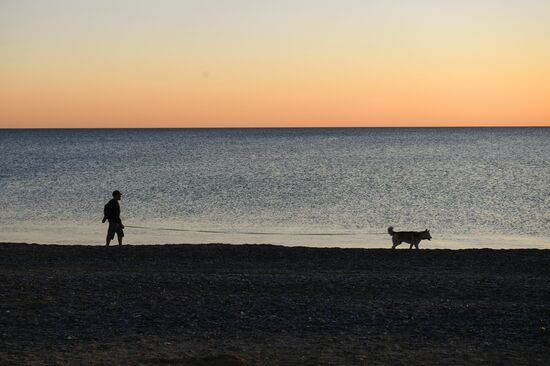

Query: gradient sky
[1,0,549,128]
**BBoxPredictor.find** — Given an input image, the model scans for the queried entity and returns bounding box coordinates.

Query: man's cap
[112,190,122,197]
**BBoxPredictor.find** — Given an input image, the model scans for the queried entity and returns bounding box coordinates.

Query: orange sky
[1,1,549,128]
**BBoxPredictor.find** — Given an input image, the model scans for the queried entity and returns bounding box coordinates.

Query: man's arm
[115,202,123,226]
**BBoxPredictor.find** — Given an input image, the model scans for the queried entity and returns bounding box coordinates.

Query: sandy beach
[0,243,548,365]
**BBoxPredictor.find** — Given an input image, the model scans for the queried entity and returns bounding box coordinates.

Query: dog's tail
[387,226,395,235]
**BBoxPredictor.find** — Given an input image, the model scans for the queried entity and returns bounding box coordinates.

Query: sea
[0,128,548,249]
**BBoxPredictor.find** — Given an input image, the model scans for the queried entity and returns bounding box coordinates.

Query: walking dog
[388,226,431,249]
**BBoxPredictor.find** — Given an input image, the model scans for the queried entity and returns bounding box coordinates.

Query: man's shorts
[107,222,124,240]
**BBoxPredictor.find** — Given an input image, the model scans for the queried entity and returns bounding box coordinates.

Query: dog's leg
[392,237,400,249]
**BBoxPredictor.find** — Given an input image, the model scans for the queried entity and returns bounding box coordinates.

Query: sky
[1,0,549,128]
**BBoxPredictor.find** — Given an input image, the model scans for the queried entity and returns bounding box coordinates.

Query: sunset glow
[1,0,549,128]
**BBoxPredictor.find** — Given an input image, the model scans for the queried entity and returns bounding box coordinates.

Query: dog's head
[422,229,432,240]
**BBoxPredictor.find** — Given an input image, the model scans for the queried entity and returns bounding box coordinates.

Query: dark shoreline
[1,243,549,365]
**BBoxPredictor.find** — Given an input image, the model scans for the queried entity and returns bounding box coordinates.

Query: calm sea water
[0,128,548,248]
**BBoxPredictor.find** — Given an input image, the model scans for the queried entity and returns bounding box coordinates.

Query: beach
[0,243,548,365]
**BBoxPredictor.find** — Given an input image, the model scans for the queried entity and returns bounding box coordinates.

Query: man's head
[112,190,122,200]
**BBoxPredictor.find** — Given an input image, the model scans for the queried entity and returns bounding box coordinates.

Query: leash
[124,225,387,237]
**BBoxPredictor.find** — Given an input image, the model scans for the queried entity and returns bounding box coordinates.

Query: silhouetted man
[102,190,124,246]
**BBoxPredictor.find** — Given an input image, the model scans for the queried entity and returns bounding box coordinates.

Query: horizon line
[1,125,549,130]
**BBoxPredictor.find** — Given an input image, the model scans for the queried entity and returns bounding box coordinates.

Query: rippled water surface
[1,128,548,248]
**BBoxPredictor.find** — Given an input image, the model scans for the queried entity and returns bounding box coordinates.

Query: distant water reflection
[1,128,549,248]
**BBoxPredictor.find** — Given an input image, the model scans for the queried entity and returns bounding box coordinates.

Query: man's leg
[106,223,114,246]
[116,224,124,246]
